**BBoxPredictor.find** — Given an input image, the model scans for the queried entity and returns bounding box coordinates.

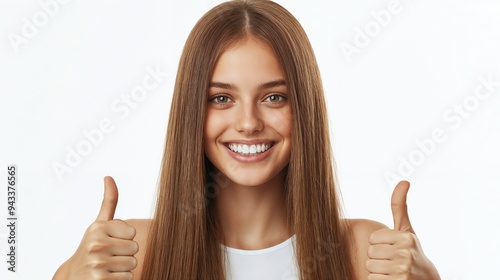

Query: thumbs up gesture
[59,176,139,279]
[366,181,440,280]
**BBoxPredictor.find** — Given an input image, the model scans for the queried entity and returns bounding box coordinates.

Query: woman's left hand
[365,181,441,280]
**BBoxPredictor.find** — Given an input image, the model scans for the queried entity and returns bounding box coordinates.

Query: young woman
[54,1,441,279]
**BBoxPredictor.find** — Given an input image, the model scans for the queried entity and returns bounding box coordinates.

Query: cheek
[204,111,225,142]
[269,108,293,136]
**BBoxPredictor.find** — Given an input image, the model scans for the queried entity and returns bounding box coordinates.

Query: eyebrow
[209,79,286,91]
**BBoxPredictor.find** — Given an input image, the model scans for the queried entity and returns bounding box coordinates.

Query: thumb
[391,180,414,233]
[96,176,118,221]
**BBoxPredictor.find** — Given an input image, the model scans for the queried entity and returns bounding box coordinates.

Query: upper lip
[223,139,276,145]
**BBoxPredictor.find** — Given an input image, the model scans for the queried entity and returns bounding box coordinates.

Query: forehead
[210,37,285,86]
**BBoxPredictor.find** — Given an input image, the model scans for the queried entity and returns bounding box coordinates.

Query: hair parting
[141,1,356,279]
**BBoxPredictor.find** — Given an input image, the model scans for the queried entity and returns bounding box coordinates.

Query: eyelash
[210,95,232,105]
[209,94,286,106]
[265,95,285,103]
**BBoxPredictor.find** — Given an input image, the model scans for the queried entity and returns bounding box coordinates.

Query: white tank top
[223,235,299,280]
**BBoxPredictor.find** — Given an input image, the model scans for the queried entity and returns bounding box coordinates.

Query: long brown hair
[141,1,356,279]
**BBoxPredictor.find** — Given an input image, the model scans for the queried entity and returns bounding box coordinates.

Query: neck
[213,169,291,250]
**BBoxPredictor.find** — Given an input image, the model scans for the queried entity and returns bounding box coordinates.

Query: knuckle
[89,269,107,279]
[367,245,375,257]
[87,258,107,270]
[130,240,140,254]
[400,232,416,246]
[365,259,374,271]
[87,222,104,233]
[118,256,137,271]
[397,248,414,263]
[129,256,138,270]
[114,220,136,239]
[86,239,108,254]
[125,225,136,239]
[396,262,411,274]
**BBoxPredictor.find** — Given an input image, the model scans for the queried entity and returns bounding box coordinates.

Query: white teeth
[227,143,272,155]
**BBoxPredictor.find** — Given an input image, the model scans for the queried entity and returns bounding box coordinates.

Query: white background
[1,0,499,279]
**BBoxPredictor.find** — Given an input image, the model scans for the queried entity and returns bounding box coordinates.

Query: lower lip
[224,144,275,163]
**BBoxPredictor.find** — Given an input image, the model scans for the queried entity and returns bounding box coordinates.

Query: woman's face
[204,37,292,187]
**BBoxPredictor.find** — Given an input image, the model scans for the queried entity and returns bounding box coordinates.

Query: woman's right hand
[53,176,139,280]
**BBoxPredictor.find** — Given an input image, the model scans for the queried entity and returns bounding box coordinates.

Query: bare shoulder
[344,219,389,279]
[347,218,388,235]
[126,218,152,232]
[346,218,388,254]
[125,219,153,280]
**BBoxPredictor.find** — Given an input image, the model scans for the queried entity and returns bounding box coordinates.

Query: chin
[228,175,270,187]
[225,168,286,188]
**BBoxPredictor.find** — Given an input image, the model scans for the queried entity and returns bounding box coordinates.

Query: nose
[235,102,264,135]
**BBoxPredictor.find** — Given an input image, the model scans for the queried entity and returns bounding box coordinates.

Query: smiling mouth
[224,142,276,156]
